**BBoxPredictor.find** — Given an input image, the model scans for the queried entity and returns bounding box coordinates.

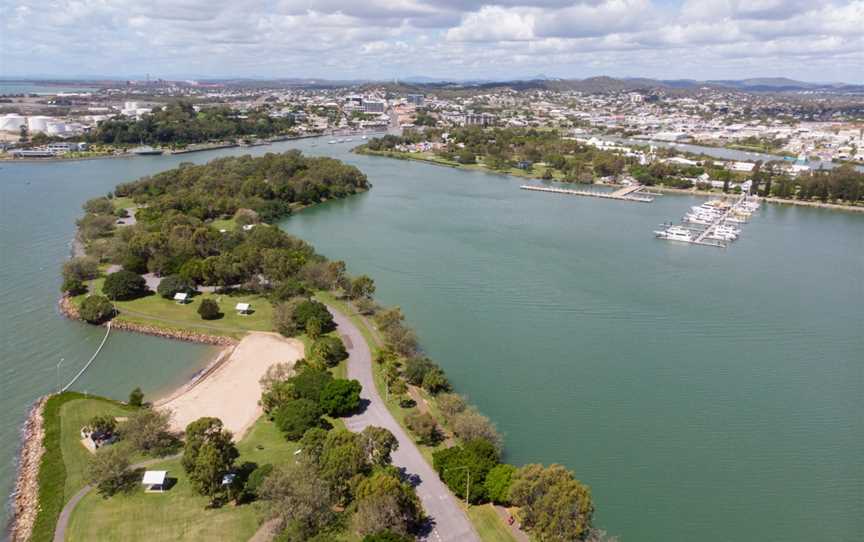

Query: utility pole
[444,465,471,507]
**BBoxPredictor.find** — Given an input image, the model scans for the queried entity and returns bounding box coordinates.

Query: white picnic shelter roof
[235,302,251,311]
[174,292,188,301]
[142,470,167,485]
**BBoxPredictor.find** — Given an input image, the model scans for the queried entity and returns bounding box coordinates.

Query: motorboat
[654,226,693,242]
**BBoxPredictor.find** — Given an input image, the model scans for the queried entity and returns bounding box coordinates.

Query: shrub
[310,335,349,367]
[102,270,147,301]
[244,463,273,498]
[436,393,466,418]
[421,367,451,395]
[319,379,362,416]
[404,357,434,386]
[363,532,414,542]
[450,408,503,451]
[274,399,323,440]
[271,279,307,302]
[87,414,117,435]
[157,274,195,299]
[61,277,87,296]
[405,411,440,445]
[198,299,221,320]
[79,295,115,324]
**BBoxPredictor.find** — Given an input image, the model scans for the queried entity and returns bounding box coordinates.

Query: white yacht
[684,213,713,225]
[655,226,693,242]
[328,140,337,144]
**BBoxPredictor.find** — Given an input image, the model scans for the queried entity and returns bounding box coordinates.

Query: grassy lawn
[210,217,237,232]
[30,393,136,542]
[110,196,135,210]
[467,504,519,542]
[66,415,297,542]
[74,278,276,340]
[66,457,264,542]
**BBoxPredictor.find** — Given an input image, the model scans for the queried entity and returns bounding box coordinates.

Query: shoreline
[8,397,47,542]
[357,148,864,213]
[58,294,237,346]
[0,132,329,164]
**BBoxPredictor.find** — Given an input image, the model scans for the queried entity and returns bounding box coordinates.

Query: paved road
[329,306,480,542]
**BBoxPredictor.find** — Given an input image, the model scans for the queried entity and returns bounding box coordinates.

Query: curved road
[53,454,180,542]
[329,306,480,542]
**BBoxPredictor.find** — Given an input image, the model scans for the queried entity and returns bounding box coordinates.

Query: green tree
[157,274,195,299]
[88,447,133,497]
[349,275,376,299]
[319,379,362,416]
[432,438,500,503]
[485,463,517,505]
[450,408,502,451]
[352,470,423,537]
[128,387,144,407]
[79,295,115,324]
[259,463,334,539]
[198,299,221,320]
[63,256,99,283]
[61,277,87,296]
[121,408,178,456]
[310,335,348,367]
[182,417,238,498]
[275,399,323,440]
[83,197,115,215]
[102,270,148,301]
[361,426,399,467]
[510,464,595,541]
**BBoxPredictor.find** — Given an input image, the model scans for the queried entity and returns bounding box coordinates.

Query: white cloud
[0,0,861,82]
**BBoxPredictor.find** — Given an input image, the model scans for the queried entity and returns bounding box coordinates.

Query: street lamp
[443,465,471,507]
[56,357,64,393]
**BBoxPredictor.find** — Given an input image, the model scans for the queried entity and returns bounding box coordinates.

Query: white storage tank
[27,116,53,133]
[46,121,67,135]
[0,114,27,132]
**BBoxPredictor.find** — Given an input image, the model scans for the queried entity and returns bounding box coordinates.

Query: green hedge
[29,392,126,542]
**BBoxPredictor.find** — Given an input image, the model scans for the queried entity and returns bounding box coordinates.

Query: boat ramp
[520,184,658,203]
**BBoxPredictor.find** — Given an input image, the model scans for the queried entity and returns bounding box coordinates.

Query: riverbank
[357,147,864,213]
[9,397,47,542]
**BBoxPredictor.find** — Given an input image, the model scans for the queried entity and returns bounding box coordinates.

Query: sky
[1,0,863,83]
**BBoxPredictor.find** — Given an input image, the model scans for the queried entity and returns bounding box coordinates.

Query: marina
[520,183,658,203]
[654,195,759,248]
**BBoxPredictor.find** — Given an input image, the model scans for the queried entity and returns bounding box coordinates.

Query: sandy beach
[159,332,303,438]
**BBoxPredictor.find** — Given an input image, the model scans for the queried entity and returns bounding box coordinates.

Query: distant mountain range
[395,76,864,94]
[4,75,863,94]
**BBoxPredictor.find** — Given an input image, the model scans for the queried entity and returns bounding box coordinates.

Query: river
[1,138,862,541]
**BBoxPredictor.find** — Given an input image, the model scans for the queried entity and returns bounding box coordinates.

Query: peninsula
[14,150,602,542]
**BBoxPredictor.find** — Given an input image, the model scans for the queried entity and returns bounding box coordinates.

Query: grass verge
[30,392,134,542]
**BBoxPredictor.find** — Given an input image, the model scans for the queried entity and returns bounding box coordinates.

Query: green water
[1,139,862,541]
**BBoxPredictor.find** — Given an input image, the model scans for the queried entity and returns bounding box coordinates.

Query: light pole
[443,465,471,507]
[56,357,64,393]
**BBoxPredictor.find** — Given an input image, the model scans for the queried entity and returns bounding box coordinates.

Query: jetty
[654,195,759,248]
[520,184,656,203]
